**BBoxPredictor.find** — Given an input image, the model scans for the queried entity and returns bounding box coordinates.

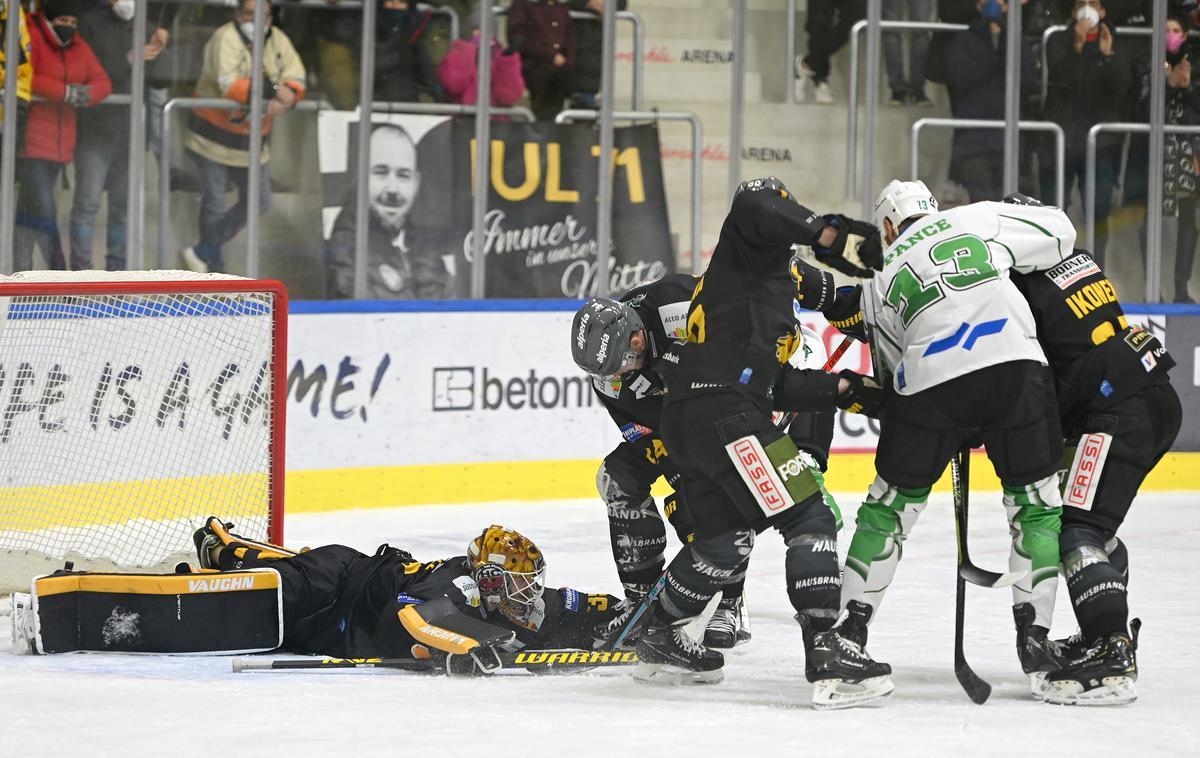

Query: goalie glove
[811,214,882,278]
[789,253,835,314]
[835,370,889,418]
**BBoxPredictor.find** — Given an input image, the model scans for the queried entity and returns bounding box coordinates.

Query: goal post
[0,271,287,593]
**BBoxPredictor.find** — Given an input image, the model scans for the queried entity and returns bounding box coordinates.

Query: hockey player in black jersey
[192,519,621,672]
[570,274,752,649]
[1006,192,1182,706]
[592,177,891,707]
[570,275,843,650]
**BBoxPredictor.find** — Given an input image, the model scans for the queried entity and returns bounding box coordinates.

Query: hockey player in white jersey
[838,180,1075,696]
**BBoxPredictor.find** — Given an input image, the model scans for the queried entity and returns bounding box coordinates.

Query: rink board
[282,301,1200,512]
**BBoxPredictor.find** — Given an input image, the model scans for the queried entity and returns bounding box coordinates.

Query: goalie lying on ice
[13,519,621,673]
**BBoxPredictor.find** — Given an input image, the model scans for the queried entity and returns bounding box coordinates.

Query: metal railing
[1038,25,1185,104]
[909,118,1066,208]
[1084,121,1200,262]
[846,18,969,202]
[158,98,535,276]
[556,109,703,276]
[166,0,461,40]
[494,5,645,111]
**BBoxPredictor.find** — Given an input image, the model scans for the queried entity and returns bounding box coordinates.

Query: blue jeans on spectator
[188,149,272,273]
[883,0,932,97]
[14,158,67,271]
[70,137,130,271]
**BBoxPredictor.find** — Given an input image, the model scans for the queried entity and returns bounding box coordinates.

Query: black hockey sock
[785,534,841,620]
[1063,528,1129,641]
[657,530,754,621]
[720,558,749,601]
[608,497,669,588]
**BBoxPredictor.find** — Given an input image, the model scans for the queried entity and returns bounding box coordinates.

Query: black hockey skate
[1014,603,1065,699]
[192,516,233,569]
[799,601,893,710]
[1044,620,1140,706]
[633,613,724,685]
[703,596,752,649]
[593,584,652,651]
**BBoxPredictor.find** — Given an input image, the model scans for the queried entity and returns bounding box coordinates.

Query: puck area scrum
[10,179,1180,709]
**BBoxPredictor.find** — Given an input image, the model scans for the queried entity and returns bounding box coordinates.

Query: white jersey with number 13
[861,201,1077,395]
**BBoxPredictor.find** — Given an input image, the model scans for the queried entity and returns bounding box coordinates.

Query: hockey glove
[790,252,835,313]
[835,370,888,418]
[810,214,881,277]
[825,285,868,342]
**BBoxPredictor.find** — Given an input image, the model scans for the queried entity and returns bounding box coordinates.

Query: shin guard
[658,530,754,621]
[840,477,930,621]
[1004,475,1063,628]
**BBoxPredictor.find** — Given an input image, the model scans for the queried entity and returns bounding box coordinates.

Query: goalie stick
[232,649,640,676]
[951,447,991,705]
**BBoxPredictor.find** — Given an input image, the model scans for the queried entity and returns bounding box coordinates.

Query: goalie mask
[571,298,645,379]
[468,526,546,617]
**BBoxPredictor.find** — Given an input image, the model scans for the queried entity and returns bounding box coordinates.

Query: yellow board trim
[34,570,279,597]
[284,452,1200,513]
[397,604,477,655]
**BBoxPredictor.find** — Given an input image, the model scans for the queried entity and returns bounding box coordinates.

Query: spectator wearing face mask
[1042,0,1128,268]
[942,0,1037,202]
[1130,10,1200,302]
[181,0,305,274]
[14,0,111,271]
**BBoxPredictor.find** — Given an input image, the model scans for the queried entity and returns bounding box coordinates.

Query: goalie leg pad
[29,569,284,654]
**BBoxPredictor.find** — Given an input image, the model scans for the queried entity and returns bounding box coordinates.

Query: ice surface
[2,492,1198,757]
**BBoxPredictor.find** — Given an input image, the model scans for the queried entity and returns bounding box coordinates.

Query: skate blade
[1028,671,1049,701]
[811,675,895,710]
[631,662,724,686]
[1043,676,1137,706]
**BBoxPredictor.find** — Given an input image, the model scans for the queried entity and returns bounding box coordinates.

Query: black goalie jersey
[1012,249,1175,429]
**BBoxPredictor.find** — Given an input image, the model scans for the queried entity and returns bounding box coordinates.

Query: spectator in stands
[795,0,865,104]
[438,29,525,107]
[942,0,1037,202]
[885,0,935,106]
[0,0,33,149]
[567,0,626,109]
[182,0,305,274]
[70,0,151,271]
[508,0,574,120]
[312,1,361,111]
[375,0,443,103]
[1042,0,1128,267]
[1132,10,1200,302]
[14,0,111,271]
[325,122,451,298]
[145,2,186,188]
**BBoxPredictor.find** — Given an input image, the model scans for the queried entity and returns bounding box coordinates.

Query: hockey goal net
[0,271,286,593]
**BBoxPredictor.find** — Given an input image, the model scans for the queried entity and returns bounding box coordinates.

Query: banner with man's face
[318,112,676,298]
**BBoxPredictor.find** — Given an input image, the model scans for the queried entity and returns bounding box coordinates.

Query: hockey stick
[232,649,639,676]
[600,572,667,652]
[773,335,855,431]
[952,450,1026,589]
[952,447,991,705]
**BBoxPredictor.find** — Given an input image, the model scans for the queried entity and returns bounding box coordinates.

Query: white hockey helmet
[873,179,938,235]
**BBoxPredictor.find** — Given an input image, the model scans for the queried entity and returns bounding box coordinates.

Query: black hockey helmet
[571,297,645,378]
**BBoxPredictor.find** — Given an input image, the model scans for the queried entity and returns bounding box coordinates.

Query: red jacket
[21,12,111,163]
